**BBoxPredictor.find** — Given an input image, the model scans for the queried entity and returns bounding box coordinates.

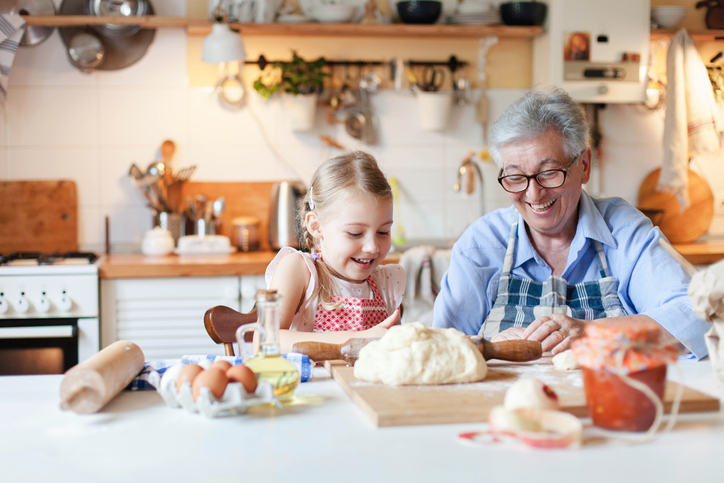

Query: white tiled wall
[2,0,724,252]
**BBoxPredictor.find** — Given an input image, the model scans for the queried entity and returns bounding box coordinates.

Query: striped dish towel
[661,28,721,209]
[128,353,314,390]
[0,13,25,104]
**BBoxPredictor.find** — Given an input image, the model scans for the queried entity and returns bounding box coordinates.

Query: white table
[1,361,722,483]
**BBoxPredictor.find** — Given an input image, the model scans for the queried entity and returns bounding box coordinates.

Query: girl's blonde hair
[298,151,392,312]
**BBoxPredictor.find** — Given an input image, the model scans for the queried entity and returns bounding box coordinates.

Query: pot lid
[0,0,56,46]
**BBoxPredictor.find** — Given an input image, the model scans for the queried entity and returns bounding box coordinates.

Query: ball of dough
[504,378,559,411]
[552,349,580,370]
[353,322,487,385]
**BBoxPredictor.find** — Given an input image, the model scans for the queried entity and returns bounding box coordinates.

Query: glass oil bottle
[236,289,299,398]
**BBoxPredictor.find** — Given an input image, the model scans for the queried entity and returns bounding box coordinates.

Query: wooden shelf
[189,22,542,38]
[22,15,198,29]
[21,15,542,38]
[651,28,724,41]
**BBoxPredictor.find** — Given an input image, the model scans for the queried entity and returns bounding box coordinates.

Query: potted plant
[254,51,327,131]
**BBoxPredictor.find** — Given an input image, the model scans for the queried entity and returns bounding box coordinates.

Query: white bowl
[311,4,356,23]
[651,6,686,29]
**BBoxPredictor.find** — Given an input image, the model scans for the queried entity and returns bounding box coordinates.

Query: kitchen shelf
[651,29,724,41]
[21,15,542,38]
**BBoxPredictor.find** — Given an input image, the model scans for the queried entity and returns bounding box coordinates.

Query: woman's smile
[529,198,557,212]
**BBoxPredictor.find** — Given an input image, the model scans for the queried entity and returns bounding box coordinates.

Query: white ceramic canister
[141,227,175,256]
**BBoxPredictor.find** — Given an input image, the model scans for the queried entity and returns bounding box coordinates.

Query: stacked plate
[447,10,501,25]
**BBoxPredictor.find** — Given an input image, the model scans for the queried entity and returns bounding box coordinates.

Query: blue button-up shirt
[433,191,710,360]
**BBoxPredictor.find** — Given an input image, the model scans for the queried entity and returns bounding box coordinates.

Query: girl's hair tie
[311,252,322,262]
[308,186,315,210]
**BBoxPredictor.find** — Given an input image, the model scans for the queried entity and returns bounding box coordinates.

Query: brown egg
[192,368,229,401]
[176,363,203,393]
[226,364,258,394]
[210,360,232,372]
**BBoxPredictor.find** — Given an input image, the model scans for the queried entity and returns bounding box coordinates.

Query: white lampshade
[202,23,247,64]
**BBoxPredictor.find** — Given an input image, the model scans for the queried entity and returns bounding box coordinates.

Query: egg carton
[147,361,281,418]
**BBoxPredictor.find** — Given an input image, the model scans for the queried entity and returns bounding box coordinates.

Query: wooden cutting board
[637,168,714,244]
[327,359,721,427]
[0,181,78,254]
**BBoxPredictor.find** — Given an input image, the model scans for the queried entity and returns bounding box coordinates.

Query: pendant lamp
[202,9,246,64]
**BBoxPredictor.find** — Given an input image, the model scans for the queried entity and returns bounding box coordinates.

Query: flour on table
[353,322,487,385]
[552,349,580,370]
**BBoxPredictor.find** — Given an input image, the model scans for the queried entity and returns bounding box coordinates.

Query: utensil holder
[195,219,218,237]
[154,212,186,245]
[417,90,453,131]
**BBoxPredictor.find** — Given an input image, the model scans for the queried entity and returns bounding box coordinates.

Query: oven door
[0,319,80,375]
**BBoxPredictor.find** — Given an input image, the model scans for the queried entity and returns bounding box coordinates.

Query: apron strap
[593,240,612,278]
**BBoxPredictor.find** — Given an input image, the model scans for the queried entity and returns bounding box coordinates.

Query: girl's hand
[522,314,586,354]
[358,309,400,339]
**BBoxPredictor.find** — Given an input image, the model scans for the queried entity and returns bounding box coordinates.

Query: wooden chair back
[203,305,257,356]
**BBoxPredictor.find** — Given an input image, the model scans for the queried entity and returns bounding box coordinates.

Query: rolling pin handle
[60,385,93,412]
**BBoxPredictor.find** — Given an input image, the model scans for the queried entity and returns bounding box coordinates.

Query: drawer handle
[0,326,75,339]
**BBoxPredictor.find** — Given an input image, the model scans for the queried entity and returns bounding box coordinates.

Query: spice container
[232,216,260,252]
[571,320,680,432]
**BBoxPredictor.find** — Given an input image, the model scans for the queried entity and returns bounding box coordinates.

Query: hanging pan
[0,0,56,46]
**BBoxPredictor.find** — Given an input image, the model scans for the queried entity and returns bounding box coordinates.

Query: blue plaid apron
[480,220,626,339]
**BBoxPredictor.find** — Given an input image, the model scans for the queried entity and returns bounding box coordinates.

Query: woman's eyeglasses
[497,152,583,194]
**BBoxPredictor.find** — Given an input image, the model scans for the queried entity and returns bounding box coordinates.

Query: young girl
[265,151,405,353]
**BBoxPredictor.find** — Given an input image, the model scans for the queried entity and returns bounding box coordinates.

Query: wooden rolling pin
[59,340,145,414]
[292,336,542,365]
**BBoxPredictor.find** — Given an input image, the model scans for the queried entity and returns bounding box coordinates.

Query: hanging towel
[399,246,452,326]
[0,12,25,105]
[661,29,721,210]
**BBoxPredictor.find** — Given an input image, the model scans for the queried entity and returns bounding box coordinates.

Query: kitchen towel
[399,246,452,326]
[0,13,25,105]
[661,28,721,210]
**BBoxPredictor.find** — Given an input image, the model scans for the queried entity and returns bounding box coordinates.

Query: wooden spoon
[160,140,176,185]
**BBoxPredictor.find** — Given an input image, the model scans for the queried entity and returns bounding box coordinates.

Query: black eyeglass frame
[497,151,584,194]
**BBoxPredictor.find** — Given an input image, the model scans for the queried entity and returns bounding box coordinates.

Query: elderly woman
[433,87,709,359]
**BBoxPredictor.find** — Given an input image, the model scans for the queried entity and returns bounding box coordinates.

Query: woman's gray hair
[488,86,589,169]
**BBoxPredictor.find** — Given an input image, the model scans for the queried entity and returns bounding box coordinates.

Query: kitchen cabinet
[100,274,265,360]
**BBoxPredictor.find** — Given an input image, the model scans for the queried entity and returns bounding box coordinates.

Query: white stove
[0,252,101,375]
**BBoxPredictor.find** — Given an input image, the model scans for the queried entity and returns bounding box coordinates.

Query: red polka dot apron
[313,277,389,332]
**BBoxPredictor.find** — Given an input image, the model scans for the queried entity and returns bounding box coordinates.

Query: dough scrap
[552,349,580,371]
[504,378,560,411]
[353,322,487,385]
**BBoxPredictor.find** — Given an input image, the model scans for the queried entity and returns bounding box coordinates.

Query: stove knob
[15,292,31,314]
[36,293,52,313]
[58,292,73,313]
[0,294,8,314]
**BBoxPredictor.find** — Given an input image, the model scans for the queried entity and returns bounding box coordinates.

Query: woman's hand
[358,310,400,339]
[522,313,586,354]
[491,327,527,342]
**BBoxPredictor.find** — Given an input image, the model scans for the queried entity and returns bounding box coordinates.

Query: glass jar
[232,216,260,252]
[236,290,299,398]
[572,320,680,432]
